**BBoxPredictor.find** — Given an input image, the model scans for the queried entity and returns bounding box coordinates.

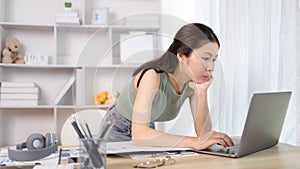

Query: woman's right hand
[193,131,234,150]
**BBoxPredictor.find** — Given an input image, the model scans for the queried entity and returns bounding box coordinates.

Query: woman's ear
[177,52,186,62]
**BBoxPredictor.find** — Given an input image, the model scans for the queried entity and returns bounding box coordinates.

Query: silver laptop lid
[236,91,291,157]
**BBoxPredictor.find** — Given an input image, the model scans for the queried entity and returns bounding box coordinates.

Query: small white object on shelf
[55,10,80,25]
[56,12,78,18]
[91,7,109,25]
[25,52,48,65]
[55,17,80,25]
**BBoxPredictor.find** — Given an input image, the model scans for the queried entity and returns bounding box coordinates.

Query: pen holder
[79,138,106,169]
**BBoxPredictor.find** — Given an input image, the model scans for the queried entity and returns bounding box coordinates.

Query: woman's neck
[168,64,192,94]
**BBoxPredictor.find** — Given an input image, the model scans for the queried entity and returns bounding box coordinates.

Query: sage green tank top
[116,72,190,122]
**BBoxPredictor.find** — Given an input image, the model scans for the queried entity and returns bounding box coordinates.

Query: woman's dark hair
[132,23,220,76]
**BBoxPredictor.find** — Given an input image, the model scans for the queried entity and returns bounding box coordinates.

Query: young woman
[100,23,234,150]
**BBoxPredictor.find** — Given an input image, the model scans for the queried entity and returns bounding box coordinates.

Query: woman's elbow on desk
[131,123,154,146]
[131,122,175,147]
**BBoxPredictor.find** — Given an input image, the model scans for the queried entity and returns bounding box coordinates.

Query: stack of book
[55,12,80,25]
[0,81,40,106]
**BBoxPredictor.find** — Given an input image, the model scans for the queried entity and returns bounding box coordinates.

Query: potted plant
[64,2,72,12]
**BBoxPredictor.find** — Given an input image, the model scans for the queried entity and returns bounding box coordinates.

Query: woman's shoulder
[134,68,161,89]
[136,68,161,80]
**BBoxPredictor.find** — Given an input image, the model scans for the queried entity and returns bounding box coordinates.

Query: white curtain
[160,0,299,146]
[196,0,299,146]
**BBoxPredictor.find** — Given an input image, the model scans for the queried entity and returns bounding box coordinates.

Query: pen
[58,148,62,165]
[85,120,93,138]
[96,119,115,145]
[100,119,115,139]
[71,121,84,139]
[71,120,104,168]
[73,114,90,138]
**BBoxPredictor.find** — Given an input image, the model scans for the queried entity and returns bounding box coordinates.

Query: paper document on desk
[106,141,192,154]
[0,149,59,166]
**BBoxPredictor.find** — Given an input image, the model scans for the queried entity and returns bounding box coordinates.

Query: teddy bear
[1,37,25,64]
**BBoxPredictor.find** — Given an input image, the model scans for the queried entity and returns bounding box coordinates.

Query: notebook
[196,91,292,158]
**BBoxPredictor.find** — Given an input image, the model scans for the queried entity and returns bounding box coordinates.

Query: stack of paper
[55,12,80,25]
[0,81,40,106]
[106,141,192,155]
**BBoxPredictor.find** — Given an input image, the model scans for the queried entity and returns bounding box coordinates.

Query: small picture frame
[91,7,109,25]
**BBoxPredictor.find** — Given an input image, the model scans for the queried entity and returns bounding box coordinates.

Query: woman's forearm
[132,123,198,149]
[190,91,212,136]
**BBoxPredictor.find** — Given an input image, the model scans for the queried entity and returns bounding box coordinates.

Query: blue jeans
[99,104,155,142]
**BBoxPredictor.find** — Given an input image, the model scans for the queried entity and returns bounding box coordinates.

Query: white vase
[64,8,73,13]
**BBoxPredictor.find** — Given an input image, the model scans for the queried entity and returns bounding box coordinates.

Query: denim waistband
[107,103,155,129]
[107,103,131,122]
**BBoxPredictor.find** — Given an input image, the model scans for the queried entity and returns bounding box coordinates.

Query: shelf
[0,105,110,109]
[84,64,140,69]
[0,64,81,69]
[0,105,55,109]
[0,22,159,32]
[68,24,160,33]
[0,22,54,31]
[55,105,109,109]
[56,24,110,32]
[0,63,141,69]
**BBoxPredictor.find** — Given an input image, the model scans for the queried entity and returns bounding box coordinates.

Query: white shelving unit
[0,0,161,146]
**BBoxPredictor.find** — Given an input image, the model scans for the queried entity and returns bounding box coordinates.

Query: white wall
[160,0,197,49]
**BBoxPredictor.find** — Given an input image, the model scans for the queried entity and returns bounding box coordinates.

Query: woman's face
[183,42,219,84]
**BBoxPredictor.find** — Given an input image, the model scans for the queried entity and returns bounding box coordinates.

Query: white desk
[106,143,300,169]
[1,143,299,169]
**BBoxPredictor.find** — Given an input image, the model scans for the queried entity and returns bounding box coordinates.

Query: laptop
[196,91,292,158]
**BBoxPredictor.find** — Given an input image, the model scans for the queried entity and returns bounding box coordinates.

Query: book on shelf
[0,99,38,106]
[0,81,37,88]
[55,17,80,25]
[0,87,40,93]
[0,81,40,106]
[54,76,76,105]
[56,12,78,18]
[76,68,85,105]
[55,11,80,25]
[0,93,39,100]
